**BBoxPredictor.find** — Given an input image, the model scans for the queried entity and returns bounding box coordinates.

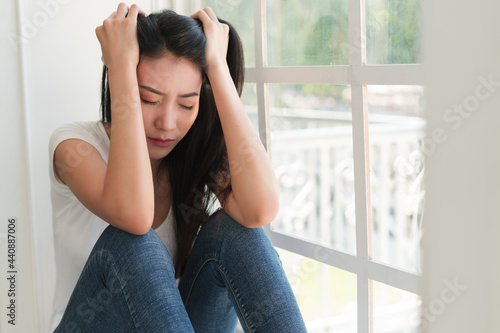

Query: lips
[148,137,174,147]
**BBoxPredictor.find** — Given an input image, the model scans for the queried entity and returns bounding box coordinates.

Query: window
[163,0,424,331]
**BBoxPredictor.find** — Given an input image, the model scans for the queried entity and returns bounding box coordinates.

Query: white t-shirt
[48,121,177,332]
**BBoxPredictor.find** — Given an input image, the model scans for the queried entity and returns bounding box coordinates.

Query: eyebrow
[139,85,199,98]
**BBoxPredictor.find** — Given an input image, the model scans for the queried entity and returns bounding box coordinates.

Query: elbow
[258,203,280,227]
[128,222,153,235]
[244,197,280,228]
[102,190,154,235]
[115,208,154,235]
[252,186,280,228]
[230,181,281,228]
[256,183,280,227]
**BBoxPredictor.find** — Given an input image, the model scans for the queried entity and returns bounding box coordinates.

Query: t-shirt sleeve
[48,122,106,192]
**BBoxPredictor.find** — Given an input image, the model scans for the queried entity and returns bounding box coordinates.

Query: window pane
[367,85,425,273]
[372,280,421,332]
[278,248,357,332]
[266,0,349,66]
[366,0,421,64]
[201,0,255,67]
[269,84,355,255]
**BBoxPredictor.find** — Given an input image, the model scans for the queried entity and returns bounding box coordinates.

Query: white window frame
[157,1,423,332]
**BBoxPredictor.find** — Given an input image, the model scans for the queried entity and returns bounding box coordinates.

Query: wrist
[107,64,141,112]
[106,59,138,73]
[205,60,230,81]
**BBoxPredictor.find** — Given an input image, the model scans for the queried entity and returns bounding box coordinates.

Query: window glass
[266,0,349,66]
[269,84,355,255]
[372,280,421,333]
[366,0,421,64]
[367,85,425,273]
[278,248,357,332]
[201,0,256,67]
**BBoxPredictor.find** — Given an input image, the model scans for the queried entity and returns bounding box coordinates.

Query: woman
[48,3,306,332]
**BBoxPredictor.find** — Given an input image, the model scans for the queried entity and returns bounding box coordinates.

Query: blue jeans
[54,210,307,332]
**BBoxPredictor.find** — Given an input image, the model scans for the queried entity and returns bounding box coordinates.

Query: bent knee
[97,225,171,259]
[201,210,273,248]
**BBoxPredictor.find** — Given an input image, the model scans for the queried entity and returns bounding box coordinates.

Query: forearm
[103,63,154,227]
[209,65,279,224]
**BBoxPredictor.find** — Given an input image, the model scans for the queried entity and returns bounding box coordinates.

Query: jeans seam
[183,255,217,307]
[216,263,254,333]
[184,255,254,333]
[100,249,141,332]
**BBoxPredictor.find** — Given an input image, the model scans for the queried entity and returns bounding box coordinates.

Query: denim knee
[193,210,280,265]
[92,225,175,279]
[97,225,169,253]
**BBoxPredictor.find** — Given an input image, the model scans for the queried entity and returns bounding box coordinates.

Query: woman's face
[137,53,202,162]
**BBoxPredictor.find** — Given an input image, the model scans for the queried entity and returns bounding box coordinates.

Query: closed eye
[180,105,194,110]
[141,98,158,105]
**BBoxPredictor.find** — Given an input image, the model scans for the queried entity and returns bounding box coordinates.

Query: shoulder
[50,121,107,145]
[49,120,109,185]
[49,120,109,160]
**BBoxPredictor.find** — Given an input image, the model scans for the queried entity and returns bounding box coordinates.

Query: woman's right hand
[95,3,145,69]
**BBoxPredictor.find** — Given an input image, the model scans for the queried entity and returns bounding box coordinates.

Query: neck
[151,159,170,186]
[151,159,162,179]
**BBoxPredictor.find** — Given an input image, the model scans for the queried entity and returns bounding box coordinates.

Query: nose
[155,103,176,131]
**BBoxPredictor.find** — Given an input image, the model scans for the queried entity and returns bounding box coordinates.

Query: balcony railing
[270,116,425,271]
[264,112,424,332]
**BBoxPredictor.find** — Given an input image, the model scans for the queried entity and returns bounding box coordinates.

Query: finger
[190,9,206,20]
[191,8,217,22]
[95,26,102,40]
[191,8,212,26]
[106,11,117,20]
[202,7,219,22]
[116,3,129,18]
[126,4,141,20]
[222,23,230,40]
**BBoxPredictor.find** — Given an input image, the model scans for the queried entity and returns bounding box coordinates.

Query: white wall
[1,0,153,331]
[421,0,500,332]
[1,0,37,332]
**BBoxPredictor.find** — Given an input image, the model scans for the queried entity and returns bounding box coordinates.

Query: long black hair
[99,9,244,277]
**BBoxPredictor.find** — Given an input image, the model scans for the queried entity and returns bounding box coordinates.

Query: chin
[149,145,176,160]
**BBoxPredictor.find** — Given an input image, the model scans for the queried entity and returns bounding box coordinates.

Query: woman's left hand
[191,7,229,76]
